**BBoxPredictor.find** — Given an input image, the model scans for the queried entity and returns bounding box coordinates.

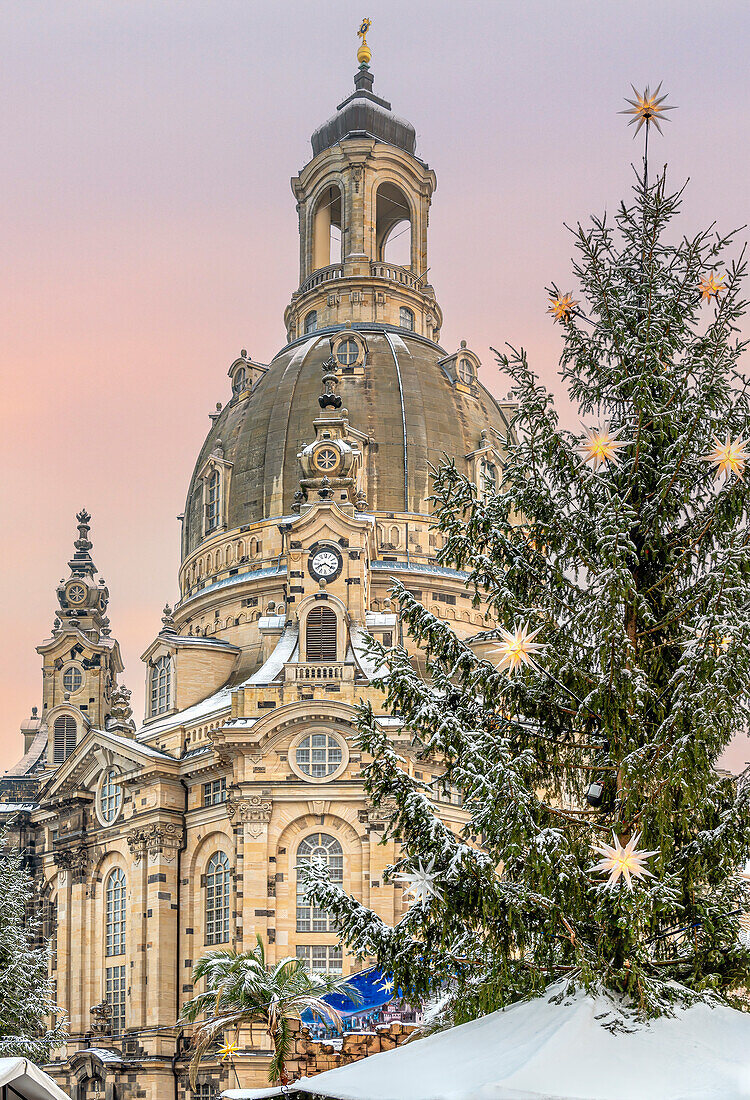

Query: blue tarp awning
[301,967,398,1022]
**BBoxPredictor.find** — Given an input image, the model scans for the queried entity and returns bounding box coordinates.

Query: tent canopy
[0,1060,71,1100]
[223,985,750,1100]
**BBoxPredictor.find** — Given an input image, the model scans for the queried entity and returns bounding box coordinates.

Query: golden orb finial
[357,17,372,66]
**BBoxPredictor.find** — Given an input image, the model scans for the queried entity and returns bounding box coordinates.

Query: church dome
[181,327,511,561]
[311,68,417,158]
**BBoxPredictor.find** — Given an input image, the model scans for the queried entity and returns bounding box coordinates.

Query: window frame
[52,714,77,764]
[399,306,415,331]
[304,310,318,334]
[105,867,126,958]
[98,768,123,826]
[295,832,344,933]
[150,655,172,716]
[205,851,231,945]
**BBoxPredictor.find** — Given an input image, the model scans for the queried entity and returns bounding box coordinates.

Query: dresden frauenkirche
[0,31,515,1100]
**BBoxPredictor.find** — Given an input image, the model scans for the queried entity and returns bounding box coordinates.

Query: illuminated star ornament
[590,832,659,890]
[699,272,726,301]
[494,622,544,673]
[393,856,444,906]
[548,291,579,324]
[704,433,749,484]
[379,976,395,995]
[219,1041,238,1061]
[620,83,675,135]
[577,424,628,470]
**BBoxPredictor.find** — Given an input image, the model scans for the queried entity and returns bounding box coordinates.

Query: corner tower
[285,40,442,343]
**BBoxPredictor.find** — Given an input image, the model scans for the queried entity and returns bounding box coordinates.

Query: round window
[458,358,475,384]
[62,665,83,694]
[313,446,339,472]
[98,768,122,825]
[66,582,87,605]
[295,733,344,779]
[336,337,359,366]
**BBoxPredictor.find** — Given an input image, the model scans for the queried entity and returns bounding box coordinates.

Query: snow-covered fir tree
[0,835,66,1059]
[307,171,750,1024]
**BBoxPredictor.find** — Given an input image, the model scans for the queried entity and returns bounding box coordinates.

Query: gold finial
[357,18,372,66]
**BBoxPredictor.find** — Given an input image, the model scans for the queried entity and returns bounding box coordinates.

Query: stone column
[126,829,150,1029]
[141,824,183,1035]
[226,795,273,957]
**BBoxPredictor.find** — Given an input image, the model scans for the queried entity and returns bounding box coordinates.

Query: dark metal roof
[311,67,416,157]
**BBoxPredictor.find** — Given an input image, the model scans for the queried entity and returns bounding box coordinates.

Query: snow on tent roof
[0,1059,72,1100]
[222,984,750,1100]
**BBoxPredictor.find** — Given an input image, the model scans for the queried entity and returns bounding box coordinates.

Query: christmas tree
[308,91,750,1025]
[0,836,66,1059]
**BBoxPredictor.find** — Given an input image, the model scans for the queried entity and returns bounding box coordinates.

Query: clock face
[309,547,342,581]
[66,582,86,605]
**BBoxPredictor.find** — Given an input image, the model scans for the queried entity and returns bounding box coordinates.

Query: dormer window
[336,337,358,365]
[206,471,220,531]
[232,366,247,394]
[150,656,171,716]
[481,460,498,495]
[304,310,318,334]
[399,306,414,332]
[458,358,475,385]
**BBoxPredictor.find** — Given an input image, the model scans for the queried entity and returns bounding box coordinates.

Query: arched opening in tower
[376,182,412,268]
[312,185,343,271]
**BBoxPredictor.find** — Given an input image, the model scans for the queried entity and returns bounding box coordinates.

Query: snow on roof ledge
[221,984,750,1100]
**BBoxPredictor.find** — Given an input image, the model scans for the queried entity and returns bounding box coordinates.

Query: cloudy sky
[2,0,749,770]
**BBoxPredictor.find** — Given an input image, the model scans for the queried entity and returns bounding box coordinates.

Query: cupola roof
[310,66,417,158]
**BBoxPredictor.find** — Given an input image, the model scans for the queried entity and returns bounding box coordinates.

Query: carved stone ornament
[90,999,111,1036]
[366,798,399,827]
[226,795,272,825]
[127,822,184,865]
[54,843,93,883]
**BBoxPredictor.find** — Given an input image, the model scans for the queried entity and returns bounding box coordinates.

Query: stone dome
[182,326,511,561]
[311,68,417,159]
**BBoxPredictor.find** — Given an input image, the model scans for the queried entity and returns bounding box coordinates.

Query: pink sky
[2,1,750,772]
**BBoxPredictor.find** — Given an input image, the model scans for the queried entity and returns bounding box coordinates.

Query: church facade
[1,38,515,1100]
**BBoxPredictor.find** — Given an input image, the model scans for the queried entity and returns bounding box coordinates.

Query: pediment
[42,727,177,802]
[286,500,375,546]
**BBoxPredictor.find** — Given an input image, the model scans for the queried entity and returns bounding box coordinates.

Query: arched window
[399,307,414,332]
[232,365,247,394]
[53,715,76,764]
[205,852,231,945]
[480,461,498,496]
[41,893,57,971]
[62,665,83,694]
[206,470,220,531]
[305,607,337,662]
[150,656,171,716]
[376,182,412,266]
[98,768,122,825]
[312,185,343,271]
[105,868,126,957]
[304,310,318,334]
[296,833,343,932]
[335,337,359,366]
[457,358,475,385]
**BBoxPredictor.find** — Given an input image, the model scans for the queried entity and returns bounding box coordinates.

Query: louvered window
[53,715,77,763]
[305,607,337,661]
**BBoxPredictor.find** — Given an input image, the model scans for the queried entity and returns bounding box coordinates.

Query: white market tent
[223,986,750,1100]
[0,1061,71,1100]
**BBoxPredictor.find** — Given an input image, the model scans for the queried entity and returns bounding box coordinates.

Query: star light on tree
[219,1040,239,1060]
[577,424,628,469]
[547,291,579,324]
[704,433,749,483]
[620,83,675,135]
[589,832,659,890]
[699,272,726,301]
[393,856,444,906]
[494,622,544,672]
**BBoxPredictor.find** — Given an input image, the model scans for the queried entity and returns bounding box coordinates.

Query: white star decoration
[577,423,628,470]
[704,433,749,485]
[494,622,544,673]
[393,856,444,906]
[589,831,659,890]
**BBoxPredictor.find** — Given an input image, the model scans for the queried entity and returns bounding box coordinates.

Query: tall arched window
[304,310,318,334]
[305,607,337,662]
[53,715,76,764]
[296,833,343,932]
[41,893,57,971]
[105,868,126,1037]
[150,656,171,716]
[98,768,122,825]
[205,852,230,945]
[376,182,412,266]
[206,470,220,531]
[399,306,414,331]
